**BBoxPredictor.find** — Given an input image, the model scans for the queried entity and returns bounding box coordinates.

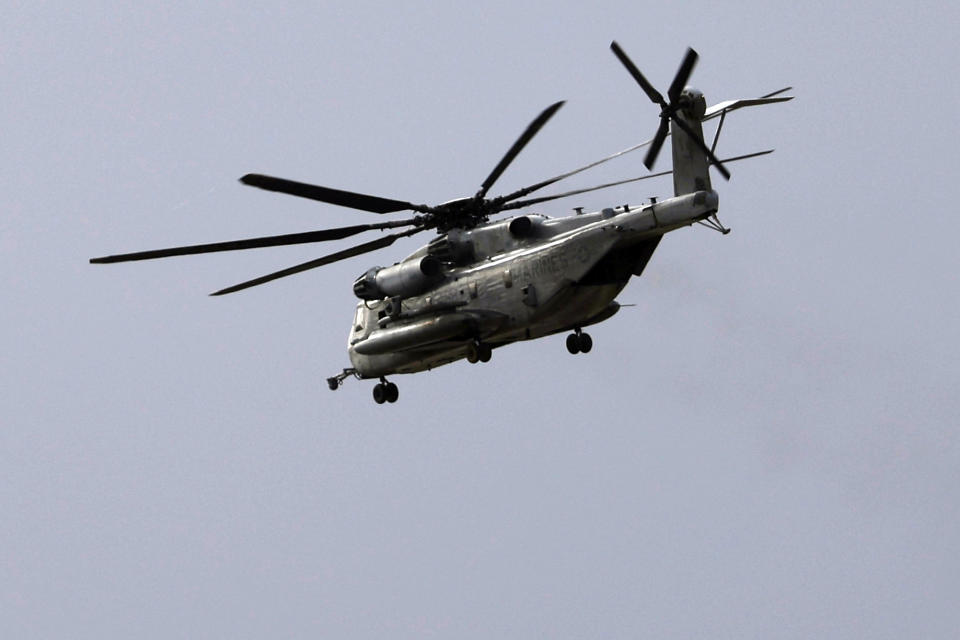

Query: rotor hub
[433,196,489,232]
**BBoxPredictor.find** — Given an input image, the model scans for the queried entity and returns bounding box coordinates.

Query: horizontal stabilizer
[703,88,793,121]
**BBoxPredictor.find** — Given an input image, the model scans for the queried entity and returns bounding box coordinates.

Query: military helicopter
[91,42,791,404]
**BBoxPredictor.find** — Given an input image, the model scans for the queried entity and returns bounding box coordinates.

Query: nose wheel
[565,329,593,355]
[325,369,399,404]
[372,377,399,404]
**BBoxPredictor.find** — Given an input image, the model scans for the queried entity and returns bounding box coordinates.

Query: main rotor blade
[500,150,772,211]
[711,149,774,164]
[210,227,425,296]
[477,101,565,199]
[667,48,698,103]
[670,115,731,179]
[644,118,671,170]
[610,41,666,107]
[495,138,656,207]
[240,174,430,214]
[501,169,674,210]
[759,86,793,99]
[89,219,422,264]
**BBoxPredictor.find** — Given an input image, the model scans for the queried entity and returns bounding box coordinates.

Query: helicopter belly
[348,310,507,377]
[352,311,504,356]
[354,282,623,377]
[526,282,628,337]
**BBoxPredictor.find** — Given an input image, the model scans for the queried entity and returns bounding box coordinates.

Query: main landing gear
[465,340,492,364]
[372,377,399,404]
[565,328,593,355]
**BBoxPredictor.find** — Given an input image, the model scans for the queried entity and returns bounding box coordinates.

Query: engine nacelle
[426,229,475,264]
[508,215,534,238]
[352,256,443,300]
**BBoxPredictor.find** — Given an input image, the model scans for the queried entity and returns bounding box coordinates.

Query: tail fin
[671,88,794,196]
[670,94,712,196]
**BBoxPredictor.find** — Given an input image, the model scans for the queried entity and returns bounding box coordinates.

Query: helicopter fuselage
[347,189,718,377]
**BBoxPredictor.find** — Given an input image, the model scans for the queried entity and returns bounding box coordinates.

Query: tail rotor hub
[677,88,706,119]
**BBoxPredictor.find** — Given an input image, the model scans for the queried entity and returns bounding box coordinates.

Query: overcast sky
[3,1,959,638]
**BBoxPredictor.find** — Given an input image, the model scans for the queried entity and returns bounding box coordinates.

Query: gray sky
[3,1,959,638]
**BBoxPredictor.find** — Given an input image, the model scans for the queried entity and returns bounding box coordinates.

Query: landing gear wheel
[372,379,398,404]
[385,382,399,403]
[466,343,480,364]
[578,332,593,353]
[566,333,581,355]
[477,343,492,363]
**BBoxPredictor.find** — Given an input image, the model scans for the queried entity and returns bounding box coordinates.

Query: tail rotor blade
[667,48,698,103]
[610,41,665,107]
[611,43,730,179]
[643,118,670,170]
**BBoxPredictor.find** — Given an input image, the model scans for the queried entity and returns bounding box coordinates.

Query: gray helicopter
[91,42,791,404]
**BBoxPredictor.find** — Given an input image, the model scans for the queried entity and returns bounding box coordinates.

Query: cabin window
[502,269,513,288]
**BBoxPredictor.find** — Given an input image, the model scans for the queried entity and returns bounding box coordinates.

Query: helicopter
[91,42,791,404]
